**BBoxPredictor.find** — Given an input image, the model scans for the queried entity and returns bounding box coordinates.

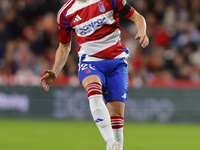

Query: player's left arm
[116,0,149,48]
[129,11,149,48]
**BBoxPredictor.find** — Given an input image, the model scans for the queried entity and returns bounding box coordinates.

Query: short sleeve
[57,12,72,44]
[111,0,135,18]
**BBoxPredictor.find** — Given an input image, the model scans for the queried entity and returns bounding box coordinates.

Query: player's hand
[39,70,57,92]
[135,32,149,48]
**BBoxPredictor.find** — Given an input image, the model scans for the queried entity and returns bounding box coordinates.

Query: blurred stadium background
[0,0,200,150]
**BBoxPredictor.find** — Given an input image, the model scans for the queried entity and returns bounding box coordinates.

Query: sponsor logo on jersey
[79,17,109,35]
[95,118,104,123]
[98,2,105,13]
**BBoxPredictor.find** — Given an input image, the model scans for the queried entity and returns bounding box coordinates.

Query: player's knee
[85,82,102,98]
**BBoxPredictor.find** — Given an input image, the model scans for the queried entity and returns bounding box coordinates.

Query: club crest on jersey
[98,2,105,13]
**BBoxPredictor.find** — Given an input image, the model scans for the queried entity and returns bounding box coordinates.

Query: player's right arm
[52,41,71,76]
[40,5,73,92]
[40,42,71,92]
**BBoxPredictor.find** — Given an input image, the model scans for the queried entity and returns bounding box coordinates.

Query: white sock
[113,128,124,149]
[89,95,115,142]
[111,116,124,149]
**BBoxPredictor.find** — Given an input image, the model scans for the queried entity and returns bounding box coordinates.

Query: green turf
[0,119,200,150]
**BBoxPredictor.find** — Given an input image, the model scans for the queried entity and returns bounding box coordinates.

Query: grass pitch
[0,119,200,150]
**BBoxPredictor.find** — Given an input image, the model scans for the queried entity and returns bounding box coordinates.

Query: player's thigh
[106,100,125,117]
[105,62,128,103]
[78,62,105,89]
[82,75,101,89]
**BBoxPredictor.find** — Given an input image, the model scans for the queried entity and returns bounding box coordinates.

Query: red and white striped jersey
[57,0,135,62]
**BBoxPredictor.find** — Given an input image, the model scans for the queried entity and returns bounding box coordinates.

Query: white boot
[106,139,121,150]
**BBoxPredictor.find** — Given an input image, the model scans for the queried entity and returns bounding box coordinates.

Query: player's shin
[86,82,115,143]
[111,116,124,149]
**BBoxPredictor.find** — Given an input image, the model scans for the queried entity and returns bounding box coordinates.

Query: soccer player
[40,0,149,150]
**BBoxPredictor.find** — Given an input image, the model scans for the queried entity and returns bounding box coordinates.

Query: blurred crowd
[0,0,200,85]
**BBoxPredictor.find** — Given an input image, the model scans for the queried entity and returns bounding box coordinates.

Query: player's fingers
[145,36,149,46]
[46,85,49,92]
[42,80,49,92]
[142,42,148,48]
[42,80,46,89]
[44,84,48,92]
[45,70,52,74]
[142,35,149,48]
[44,83,50,92]
[45,70,57,78]
[40,70,51,84]
[42,73,50,80]
[139,34,145,44]
[40,77,46,85]
[135,34,140,40]
[142,43,147,48]
[39,78,43,84]
[40,75,48,85]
